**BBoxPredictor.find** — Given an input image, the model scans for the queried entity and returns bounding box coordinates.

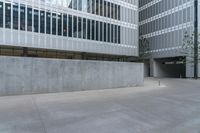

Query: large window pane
[87,19,90,39]
[83,18,86,39]
[20,4,25,30]
[118,5,120,20]
[63,14,67,36]
[78,17,82,38]
[118,26,120,44]
[115,4,117,20]
[73,16,77,38]
[111,24,114,43]
[5,3,11,29]
[103,1,106,17]
[40,10,45,33]
[115,25,117,43]
[92,0,95,14]
[58,13,62,36]
[13,3,18,30]
[87,0,91,13]
[107,2,110,18]
[100,22,103,41]
[104,23,106,42]
[96,0,99,15]
[99,0,103,16]
[91,20,95,40]
[111,3,114,19]
[27,7,32,31]
[52,13,56,35]
[0,2,3,27]
[73,0,77,10]
[46,11,51,34]
[34,9,39,32]
[96,21,98,41]
[78,0,82,11]
[107,23,110,42]
[68,15,72,37]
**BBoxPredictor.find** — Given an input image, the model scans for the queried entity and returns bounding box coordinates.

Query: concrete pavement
[0,78,200,133]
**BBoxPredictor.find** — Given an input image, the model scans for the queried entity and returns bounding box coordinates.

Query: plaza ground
[0,78,200,133]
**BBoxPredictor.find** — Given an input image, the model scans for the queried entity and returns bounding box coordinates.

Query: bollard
[158,79,161,86]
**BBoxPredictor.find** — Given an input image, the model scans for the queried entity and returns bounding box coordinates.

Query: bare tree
[139,36,150,59]
[181,31,200,63]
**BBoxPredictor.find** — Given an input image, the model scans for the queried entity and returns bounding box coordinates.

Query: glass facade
[139,0,194,57]
[0,0,138,56]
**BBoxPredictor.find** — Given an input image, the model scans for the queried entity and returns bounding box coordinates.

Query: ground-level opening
[149,57,186,78]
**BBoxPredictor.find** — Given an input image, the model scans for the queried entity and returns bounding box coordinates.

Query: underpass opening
[153,57,186,78]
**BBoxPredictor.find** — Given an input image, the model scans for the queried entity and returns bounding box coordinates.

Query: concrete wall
[0,56,144,96]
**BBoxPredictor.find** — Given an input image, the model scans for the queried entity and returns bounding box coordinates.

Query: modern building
[0,0,139,60]
[0,0,144,96]
[139,0,200,78]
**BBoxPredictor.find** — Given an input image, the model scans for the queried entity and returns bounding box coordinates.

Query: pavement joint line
[31,96,47,133]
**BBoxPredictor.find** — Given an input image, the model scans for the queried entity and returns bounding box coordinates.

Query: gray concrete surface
[0,78,200,133]
[0,56,143,96]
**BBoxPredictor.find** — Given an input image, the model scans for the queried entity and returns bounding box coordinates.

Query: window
[5,3,11,29]
[118,5,120,20]
[27,7,32,31]
[34,9,39,32]
[52,13,56,35]
[111,3,114,19]
[78,0,82,11]
[87,19,91,39]
[118,26,120,44]
[83,18,87,39]
[107,2,110,18]
[73,16,77,37]
[0,2,3,27]
[107,24,110,42]
[68,15,72,37]
[87,0,91,13]
[115,4,118,20]
[46,11,51,34]
[111,24,114,43]
[63,14,67,36]
[104,1,106,17]
[96,0,99,15]
[78,17,82,38]
[99,0,103,16]
[115,25,117,43]
[91,20,95,40]
[58,13,62,36]
[100,22,103,41]
[40,10,45,33]
[96,21,98,41]
[20,4,25,30]
[13,3,19,30]
[104,23,106,42]
[73,0,77,10]
[92,0,95,14]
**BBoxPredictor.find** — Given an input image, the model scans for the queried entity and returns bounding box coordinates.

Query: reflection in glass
[52,13,56,35]
[46,11,51,34]
[73,16,77,37]
[34,9,39,32]
[40,10,45,33]
[5,3,11,28]
[13,3,18,30]
[63,14,68,36]
[83,18,87,39]
[20,4,25,30]
[0,2,3,27]
[58,13,62,36]
[27,7,32,31]
[68,15,72,37]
